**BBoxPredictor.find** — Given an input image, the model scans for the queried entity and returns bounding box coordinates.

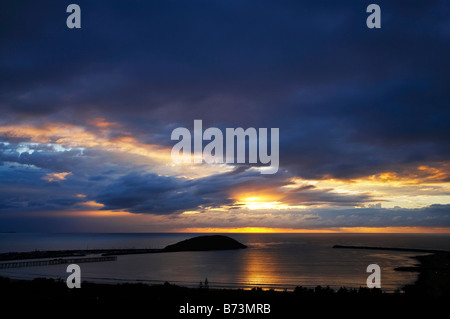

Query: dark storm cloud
[92,172,218,215]
[282,186,372,207]
[0,142,131,213]
[91,167,376,215]
[0,161,84,212]
[1,1,449,180]
[304,204,450,229]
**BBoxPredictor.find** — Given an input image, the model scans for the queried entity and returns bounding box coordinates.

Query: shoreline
[333,245,450,298]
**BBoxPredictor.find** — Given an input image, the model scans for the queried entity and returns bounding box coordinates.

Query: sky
[0,0,449,233]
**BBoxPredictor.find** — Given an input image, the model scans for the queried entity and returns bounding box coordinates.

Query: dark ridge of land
[332,245,447,254]
[401,252,450,298]
[0,276,399,302]
[0,235,246,261]
[163,235,247,252]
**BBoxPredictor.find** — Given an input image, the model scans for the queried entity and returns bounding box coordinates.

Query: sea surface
[1,233,450,291]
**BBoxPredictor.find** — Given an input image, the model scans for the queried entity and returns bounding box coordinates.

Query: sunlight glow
[291,166,450,209]
[174,226,450,233]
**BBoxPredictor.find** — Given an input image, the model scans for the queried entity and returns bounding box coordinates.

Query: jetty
[0,256,117,269]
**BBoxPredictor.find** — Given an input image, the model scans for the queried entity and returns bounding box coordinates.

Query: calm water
[1,233,450,291]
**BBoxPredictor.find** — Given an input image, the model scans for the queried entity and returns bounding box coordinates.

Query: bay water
[1,233,449,291]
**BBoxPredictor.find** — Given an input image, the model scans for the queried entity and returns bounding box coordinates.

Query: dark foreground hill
[163,235,247,252]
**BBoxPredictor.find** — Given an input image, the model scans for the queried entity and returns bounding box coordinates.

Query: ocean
[1,233,450,292]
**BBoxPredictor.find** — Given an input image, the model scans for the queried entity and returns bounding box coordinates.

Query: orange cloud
[69,210,132,217]
[42,172,72,182]
[0,122,232,178]
[355,164,450,185]
[80,200,105,208]
[289,163,450,209]
[88,117,120,129]
[0,122,170,160]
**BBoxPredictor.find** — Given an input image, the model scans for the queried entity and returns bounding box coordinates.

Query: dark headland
[163,235,247,252]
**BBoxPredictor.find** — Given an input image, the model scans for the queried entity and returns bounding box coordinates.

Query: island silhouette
[163,235,247,252]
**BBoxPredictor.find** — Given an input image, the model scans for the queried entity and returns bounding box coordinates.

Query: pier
[0,256,117,269]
